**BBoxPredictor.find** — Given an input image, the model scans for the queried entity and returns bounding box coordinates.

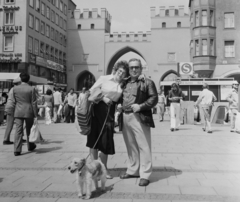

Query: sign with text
[179,62,193,76]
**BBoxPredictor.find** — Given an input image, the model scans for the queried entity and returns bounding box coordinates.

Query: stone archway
[160,69,179,84]
[106,46,147,75]
[220,70,240,83]
[76,70,96,91]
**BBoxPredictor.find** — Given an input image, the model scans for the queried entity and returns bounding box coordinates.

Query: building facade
[67,6,191,91]
[0,0,76,88]
[189,0,240,81]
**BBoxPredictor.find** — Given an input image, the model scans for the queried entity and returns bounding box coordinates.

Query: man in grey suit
[7,72,38,156]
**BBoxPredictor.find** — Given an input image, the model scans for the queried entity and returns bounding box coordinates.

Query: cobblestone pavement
[0,115,240,202]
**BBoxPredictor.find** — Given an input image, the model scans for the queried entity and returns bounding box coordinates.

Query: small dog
[68,158,107,199]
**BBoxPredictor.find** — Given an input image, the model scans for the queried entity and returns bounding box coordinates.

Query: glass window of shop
[51,70,58,83]
[34,39,39,55]
[5,12,14,25]
[58,72,64,83]
[29,64,38,76]
[39,66,50,79]
[0,63,18,72]
[28,36,33,53]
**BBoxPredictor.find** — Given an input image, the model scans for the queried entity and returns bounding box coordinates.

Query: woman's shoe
[202,128,206,132]
[170,128,174,132]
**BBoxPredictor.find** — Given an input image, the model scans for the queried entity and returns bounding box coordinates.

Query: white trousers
[122,113,152,180]
[170,103,180,129]
[230,108,238,130]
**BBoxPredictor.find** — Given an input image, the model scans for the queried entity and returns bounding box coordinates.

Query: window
[29,0,34,7]
[202,39,208,55]
[35,39,39,55]
[165,10,169,16]
[46,7,50,19]
[28,36,33,53]
[56,14,59,25]
[41,3,45,16]
[46,25,50,37]
[224,13,234,28]
[162,22,166,28]
[46,45,50,57]
[29,14,34,28]
[5,12,14,25]
[225,41,235,57]
[55,0,59,8]
[210,10,214,26]
[78,24,81,29]
[41,21,45,35]
[51,10,55,22]
[64,4,67,15]
[202,10,207,26]
[40,42,45,56]
[5,0,15,3]
[60,1,63,11]
[195,40,199,56]
[35,18,39,31]
[190,14,193,24]
[175,9,179,16]
[4,35,14,51]
[177,22,181,28]
[91,24,94,29]
[51,28,54,40]
[59,17,63,28]
[55,49,58,59]
[59,33,62,44]
[195,11,199,26]
[210,39,214,55]
[63,20,66,30]
[36,0,40,11]
[55,30,58,42]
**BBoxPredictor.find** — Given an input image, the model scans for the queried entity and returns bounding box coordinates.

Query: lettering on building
[0,6,20,11]
[0,26,22,34]
[0,53,22,57]
[0,58,22,63]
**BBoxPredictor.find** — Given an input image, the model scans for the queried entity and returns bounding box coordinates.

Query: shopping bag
[29,120,42,143]
[57,105,63,116]
[235,112,240,133]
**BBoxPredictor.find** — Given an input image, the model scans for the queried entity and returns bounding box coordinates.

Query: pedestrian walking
[64,88,77,123]
[6,72,38,156]
[43,89,54,125]
[119,58,158,187]
[53,88,63,123]
[158,89,166,122]
[226,80,239,132]
[195,83,217,133]
[168,83,185,131]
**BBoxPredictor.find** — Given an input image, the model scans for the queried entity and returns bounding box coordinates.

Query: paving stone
[19,198,58,202]
[146,185,180,194]
[0,197,22,202]
[213,186,240,196]
[180,186,217,195]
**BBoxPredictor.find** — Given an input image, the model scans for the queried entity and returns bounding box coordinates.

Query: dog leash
[81,104,111,165]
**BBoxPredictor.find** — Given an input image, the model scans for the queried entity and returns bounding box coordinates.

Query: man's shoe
[120,173,140,179]
[22,139,26,143]
[230,129,235,132]
[175,128,179,131]
[28,143,36,151]
[202,128,206,132]
[170,128,174,132]
[3,141,13,145]
[14,152,21,156]
[207,130,212,133]
[139,178,150,186]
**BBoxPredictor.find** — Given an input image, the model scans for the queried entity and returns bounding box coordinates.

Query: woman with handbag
[86,61,129,179]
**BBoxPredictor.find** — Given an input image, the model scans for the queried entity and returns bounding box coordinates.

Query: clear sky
[72,0,189,32]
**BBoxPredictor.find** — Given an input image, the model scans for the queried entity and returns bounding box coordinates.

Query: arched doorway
[106,46,147,74]
[220,70,240,83]
[160,70,179,95]
[76,71,95,91]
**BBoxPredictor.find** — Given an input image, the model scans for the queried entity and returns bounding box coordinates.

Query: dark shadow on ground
[35,146,62,154]
[40,140,64,144]
[0,178,3,183]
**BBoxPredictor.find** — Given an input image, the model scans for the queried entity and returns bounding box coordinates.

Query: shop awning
[0,73,48,84]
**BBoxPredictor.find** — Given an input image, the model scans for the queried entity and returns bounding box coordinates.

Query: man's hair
[55,87,59,91]
[20,72,30,83]
[128,58,142,69]
[46,89,52,95]
[202,83,209,89]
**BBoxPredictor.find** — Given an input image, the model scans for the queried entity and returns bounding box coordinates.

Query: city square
[0,116,240,202]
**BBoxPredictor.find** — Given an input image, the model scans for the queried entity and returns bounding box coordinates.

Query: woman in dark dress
[86,61,129,179]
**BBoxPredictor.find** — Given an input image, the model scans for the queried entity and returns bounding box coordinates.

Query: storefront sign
[179,62,193,76]
[0,58,21,63]
[29,53,36,64]
[0,6,20,11]
[0,26,22,33]
[36,56,47,67]
[47,60,64,72]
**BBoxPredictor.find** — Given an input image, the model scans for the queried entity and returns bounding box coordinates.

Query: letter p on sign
[179,62,193,75]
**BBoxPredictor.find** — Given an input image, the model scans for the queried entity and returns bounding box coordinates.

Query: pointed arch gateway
[106,46,147,75]
[76,70,96,91]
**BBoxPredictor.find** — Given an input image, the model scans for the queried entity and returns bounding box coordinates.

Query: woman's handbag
[29,120,42,143]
